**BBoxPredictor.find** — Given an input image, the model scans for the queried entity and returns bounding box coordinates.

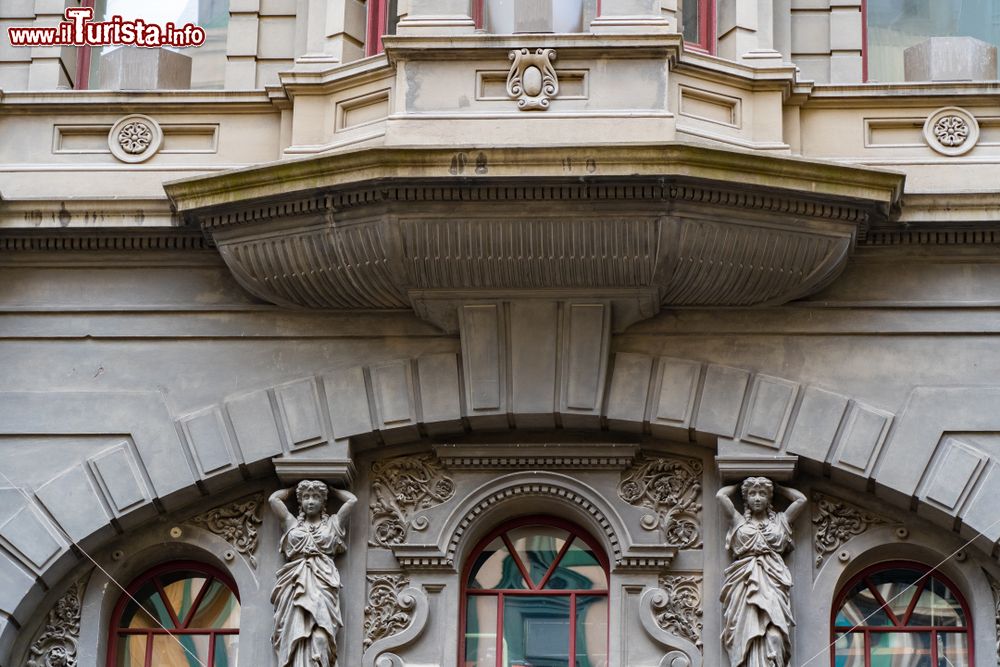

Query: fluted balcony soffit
[165,143,904,331]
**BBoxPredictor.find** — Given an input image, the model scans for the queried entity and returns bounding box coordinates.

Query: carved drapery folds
[507,48,558,110]
[812,492,890,566]
[656,574,704,649]
[618,455,703,548]
[363,575,414,650]
[26,578,87,667]
[988,571,1000,662]
[189,493,264,567]
[369,454,456,547]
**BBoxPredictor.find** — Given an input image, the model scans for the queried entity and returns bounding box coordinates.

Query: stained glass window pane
[937,632,970,667]
[214,634,239,667]
[907,577,964,627]
[870,632,931,667]
[507,526,569,587]
[576,595,609,667]
[543,538,607,591]
[463,595,499,666]
[151,634,211,666]
[159,573,207,626]
[837,580,893,627]
[115,634,147,667]
[188,580,240,629]
[869,569,922,624]
[833,632,865,667]
[467,537,528,590]
[503,595,570,667]
[120,581,174,629]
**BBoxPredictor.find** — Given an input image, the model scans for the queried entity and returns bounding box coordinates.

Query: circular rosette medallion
[108,114,163,163]
[923,107,979,156]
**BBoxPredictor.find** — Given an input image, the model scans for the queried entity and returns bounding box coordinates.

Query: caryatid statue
[269,480,357,667]
[716,477,806,667]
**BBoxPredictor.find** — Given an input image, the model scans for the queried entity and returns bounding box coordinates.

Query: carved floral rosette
[369,454,456,547]
[363,574,414,650]
[656,574,704,649]
[26,578,87,667]
[108,114,163,163]
[618,455,703,548]
[189,493,264,567]
[811,492,890,566]
[507,48,559,110]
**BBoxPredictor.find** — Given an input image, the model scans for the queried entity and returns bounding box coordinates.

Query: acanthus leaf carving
[507,48,558,110]
[369,454,456,547]
[618,455,703,549]
[189,493,265,568]
[364,574,414,651]
[811,491,891,566]
[656,574,704,650]
[987,570,1000,663]
[26,577,88,667]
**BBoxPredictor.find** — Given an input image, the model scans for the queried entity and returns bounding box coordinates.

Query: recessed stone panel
[416,353,463,434]
[834,404,893,475]
[959,462,1000,541]
[460,304,505,414]
[274,378,328,451]
[921,438,987,513]
[0,551,42,622]
[180,408,237,476]
[371,361,417,427]
[88,443,150,514]
[649,357,702,438]
[0,505,62,572]
[561,303,609,412]
[606,352,654,431]
[509,301,559,425]
[741,375,800,447]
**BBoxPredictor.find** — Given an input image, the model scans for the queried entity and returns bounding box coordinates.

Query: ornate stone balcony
[165,142,903,330]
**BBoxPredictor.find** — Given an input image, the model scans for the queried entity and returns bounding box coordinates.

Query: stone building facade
[1,0,1000,666]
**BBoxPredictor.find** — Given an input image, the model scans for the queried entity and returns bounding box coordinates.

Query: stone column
[395,0,477,36]
[829,0,863,82]
[717,0,783,65]
[591,0,671,34]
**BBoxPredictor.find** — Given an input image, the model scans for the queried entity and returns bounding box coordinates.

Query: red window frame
[830,561,974,667]
[458,515,610,667]
[74,0,97,89]
[683,0,716,55]
[106,561,240,667]
[366,0,486,56]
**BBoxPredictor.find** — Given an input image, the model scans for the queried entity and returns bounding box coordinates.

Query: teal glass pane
[503,595,570,667]
[507,526,569,587]
[464,595,499,667]
[543,538,607,591]
[120,581,174,629]
[159,572,207,625]
[835,580,892,627]
[115,635,147,667]
[188,580,240,629]
[468,537,528,590]
[575,595,608,667]
[937,632,970,667]
[214,634,239,667]
[870,632,931,667]
[869,569,922,625]
[907,577,964,627]
[833,632,865,667]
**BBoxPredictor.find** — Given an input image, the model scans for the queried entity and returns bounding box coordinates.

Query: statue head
[741,476,774,518]
[45,646,70,667]
[295,480,329,519]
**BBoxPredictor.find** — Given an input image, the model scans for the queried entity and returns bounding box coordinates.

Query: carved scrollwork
[812,492,890,566]
[364,575,414,651]
[26,578,87,667]
[507,48,558,110]
[189,493,264,567]
[639,587,703,667]
[369,454,456,547]
[987,570,1000,663]
[618,455,703,548]
[656,575,704,649]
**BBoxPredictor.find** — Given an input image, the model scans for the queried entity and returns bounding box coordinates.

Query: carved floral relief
[189,493,264,567]
[617,455,703,548]
[363,575,414,650]
[656,574,704,649]
[369,454,456,547]
[26,578,87,667]
[987,570,1000,662]
[811,492,890,566]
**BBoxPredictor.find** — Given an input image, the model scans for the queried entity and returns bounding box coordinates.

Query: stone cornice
[0,90,277,114]
[164,142,904,215]
[382,33,683,62]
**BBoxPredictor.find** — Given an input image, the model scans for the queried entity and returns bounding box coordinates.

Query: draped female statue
[269,480,357,667]
[716,477,806,667]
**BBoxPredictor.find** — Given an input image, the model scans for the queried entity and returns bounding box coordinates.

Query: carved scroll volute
[618,455,704,549]
[507,48,558,110]
[369,454,456,547]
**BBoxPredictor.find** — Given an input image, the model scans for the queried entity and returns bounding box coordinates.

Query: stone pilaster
[591,0,671,34]
[717,0,783,65]
[394,0,476,36]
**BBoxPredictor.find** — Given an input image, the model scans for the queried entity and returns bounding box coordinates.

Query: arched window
[107,561,240,667]
[461,516,609,667]
[832,561,973,667]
